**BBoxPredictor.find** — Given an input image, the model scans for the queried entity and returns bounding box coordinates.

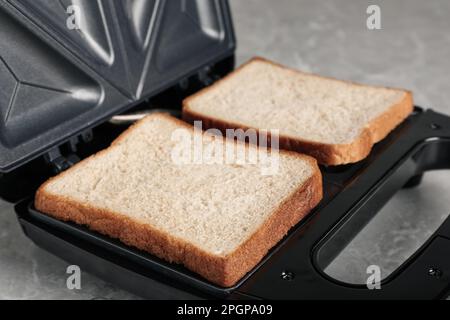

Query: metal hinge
[44,129,93,174]
[198,66,221,87]
[44,148,79,174]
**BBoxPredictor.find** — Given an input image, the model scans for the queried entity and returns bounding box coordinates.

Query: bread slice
[183,57,414,165]
[35,113,322,287]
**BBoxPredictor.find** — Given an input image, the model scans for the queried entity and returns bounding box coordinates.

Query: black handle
[315,138,450,299]
[238,110,450,299]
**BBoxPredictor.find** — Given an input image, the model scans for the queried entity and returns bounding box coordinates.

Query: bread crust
[182,57,414,165]
[35,113,323,287]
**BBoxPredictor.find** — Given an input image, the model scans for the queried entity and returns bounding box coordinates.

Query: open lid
[0,0,235,172]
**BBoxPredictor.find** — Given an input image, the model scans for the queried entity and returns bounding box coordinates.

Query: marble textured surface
[1,0,450,299]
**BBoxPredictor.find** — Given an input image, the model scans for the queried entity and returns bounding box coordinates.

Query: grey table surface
[1,0,450,299]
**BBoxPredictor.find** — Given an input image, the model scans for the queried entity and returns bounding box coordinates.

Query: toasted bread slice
[35,113,322,287]
[183,57,413,165]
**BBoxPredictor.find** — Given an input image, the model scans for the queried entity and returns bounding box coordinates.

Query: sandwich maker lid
[0,0,235,173]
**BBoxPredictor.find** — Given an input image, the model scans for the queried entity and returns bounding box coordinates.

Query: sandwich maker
[1,0,450,300]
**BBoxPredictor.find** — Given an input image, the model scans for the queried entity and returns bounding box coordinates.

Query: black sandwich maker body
[1,0,449,299]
